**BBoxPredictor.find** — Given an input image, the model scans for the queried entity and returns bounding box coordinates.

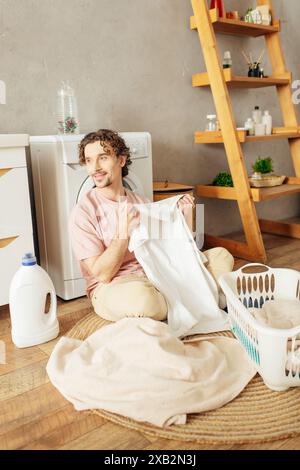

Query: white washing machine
[29,132,153,300]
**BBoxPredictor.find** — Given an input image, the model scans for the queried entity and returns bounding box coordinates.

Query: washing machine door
[76,176,95,203]
[123,172,145,196]
[76,170,145,203]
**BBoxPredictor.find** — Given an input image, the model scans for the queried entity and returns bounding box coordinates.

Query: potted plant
[252,156,274,178]
[212,172,233,187]
[250,157,286,187]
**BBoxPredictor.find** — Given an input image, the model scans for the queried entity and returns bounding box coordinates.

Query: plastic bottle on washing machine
[56,81,80,134]
[9,253,59,348]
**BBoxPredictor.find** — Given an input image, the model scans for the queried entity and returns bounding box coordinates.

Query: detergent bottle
[9,253,59,348]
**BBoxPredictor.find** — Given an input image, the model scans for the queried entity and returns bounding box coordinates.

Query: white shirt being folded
[128,195,230,338]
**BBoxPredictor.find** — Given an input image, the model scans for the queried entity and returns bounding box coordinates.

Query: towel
[46,317,256,428]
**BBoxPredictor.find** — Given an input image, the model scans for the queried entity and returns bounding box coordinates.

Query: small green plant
[252,156,274,174]
[212,172,233,187]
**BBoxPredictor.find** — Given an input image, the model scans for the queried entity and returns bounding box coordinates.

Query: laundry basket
[219,263,300,392]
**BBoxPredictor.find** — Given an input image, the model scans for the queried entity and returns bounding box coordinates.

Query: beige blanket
[46,318,256,427]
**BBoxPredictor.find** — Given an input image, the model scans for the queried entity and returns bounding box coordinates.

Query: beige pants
[91,247,234,322]
[203,247,235,309]
[92,275,168,322]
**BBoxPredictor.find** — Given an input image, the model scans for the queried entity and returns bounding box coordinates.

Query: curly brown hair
[78,129,132,178]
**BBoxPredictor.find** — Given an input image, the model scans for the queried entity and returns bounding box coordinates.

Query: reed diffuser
[242,49,265,77]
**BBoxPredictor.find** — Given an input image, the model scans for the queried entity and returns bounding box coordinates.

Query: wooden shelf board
[247,133,300,142]
[196,185,237,201]
[190,9,280,37]
[259,218,300,239]
[196,179,300,202]
[193,69,290,88]
[194,128,300,144]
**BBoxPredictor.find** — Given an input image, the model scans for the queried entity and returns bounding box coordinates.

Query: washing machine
[29,132,153,300]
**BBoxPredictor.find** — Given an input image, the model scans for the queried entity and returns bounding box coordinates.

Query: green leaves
[252,157,274,174]
[212,172,234,187]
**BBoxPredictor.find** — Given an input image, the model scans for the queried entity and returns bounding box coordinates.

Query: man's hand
[177,194,195,232]
[177,194,195,212]
[127,205,141,237]
[117,202,140,239]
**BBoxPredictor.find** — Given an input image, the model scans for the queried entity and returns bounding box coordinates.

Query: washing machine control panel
[57,132,151,164]
[120,132,151,160]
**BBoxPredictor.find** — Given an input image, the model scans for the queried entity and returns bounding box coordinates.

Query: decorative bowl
[249,174,286,188]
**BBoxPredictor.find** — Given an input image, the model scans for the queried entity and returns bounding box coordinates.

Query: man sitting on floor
[69,129,234,322]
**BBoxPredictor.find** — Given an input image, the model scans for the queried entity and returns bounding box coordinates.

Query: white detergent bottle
[252,106,262,124]
[9,253,59,348]
[262,110,273,136]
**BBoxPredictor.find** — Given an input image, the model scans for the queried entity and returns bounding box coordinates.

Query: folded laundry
[249,299,300,329]
[46,317,256,428]
[249,299,300,375]
[128,195,230,337]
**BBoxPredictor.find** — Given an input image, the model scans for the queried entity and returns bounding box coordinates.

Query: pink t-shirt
[69,188,150,299]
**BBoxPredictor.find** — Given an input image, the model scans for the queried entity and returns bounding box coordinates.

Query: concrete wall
[1,0,299,236]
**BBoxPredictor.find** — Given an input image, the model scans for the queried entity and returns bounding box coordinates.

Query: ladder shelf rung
[195,127,300,144]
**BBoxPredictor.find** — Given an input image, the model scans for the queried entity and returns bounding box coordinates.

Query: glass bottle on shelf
[223,51,232,69]
[262,110,272,136]
[244,117,255,136]
[205,115,217,132]
[252,106,262,124]
[56,81,80,135]
[244,8,254,23]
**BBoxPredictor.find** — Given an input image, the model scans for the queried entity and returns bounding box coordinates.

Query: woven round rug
[66,312,300,444]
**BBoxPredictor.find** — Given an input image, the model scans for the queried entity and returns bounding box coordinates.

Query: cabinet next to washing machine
[0,135,35,306]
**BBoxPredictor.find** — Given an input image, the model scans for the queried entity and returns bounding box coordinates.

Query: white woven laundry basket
[219,263,300,392]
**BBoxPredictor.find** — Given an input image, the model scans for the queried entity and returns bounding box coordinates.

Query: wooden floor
[1,233,300,450]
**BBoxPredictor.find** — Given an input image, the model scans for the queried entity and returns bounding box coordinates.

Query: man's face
[84,140,126,189]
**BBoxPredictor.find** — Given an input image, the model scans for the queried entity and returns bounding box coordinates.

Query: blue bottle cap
[22,253,37,266]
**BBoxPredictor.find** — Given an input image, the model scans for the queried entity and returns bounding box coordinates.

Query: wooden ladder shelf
[191,0,300,263]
